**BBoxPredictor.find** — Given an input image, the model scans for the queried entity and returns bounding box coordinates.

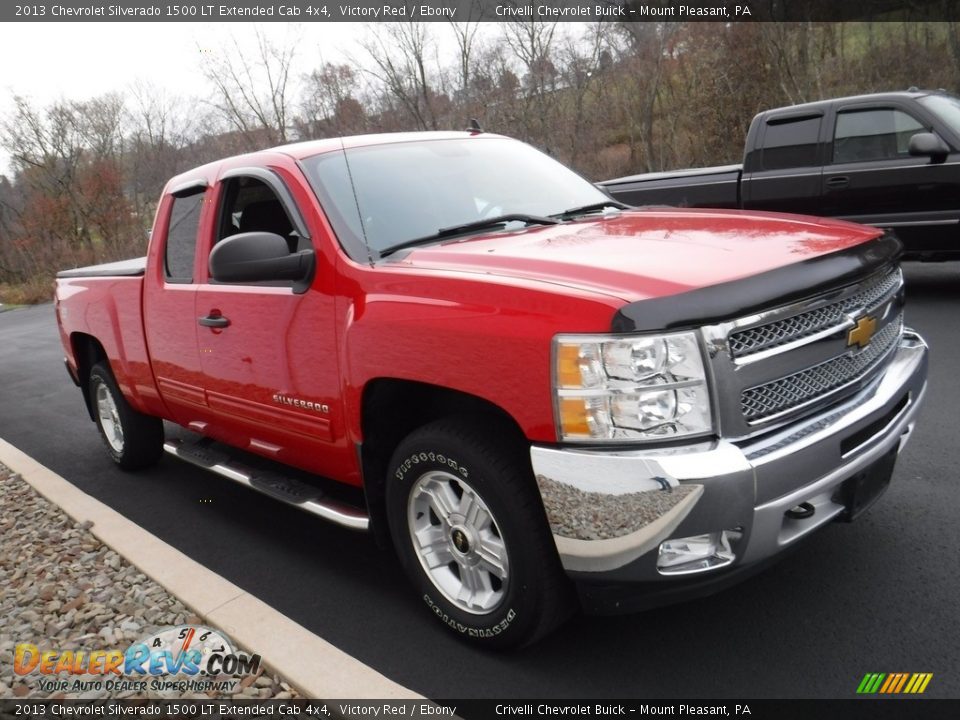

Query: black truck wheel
[386,418,574,648]
[89,362,164,470]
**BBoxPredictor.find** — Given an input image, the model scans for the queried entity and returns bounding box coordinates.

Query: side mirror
[209,232,315,291]
[908,132,950,159]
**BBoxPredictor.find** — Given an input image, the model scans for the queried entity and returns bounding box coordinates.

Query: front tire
[386,418,573,648]
[89,362,164,470]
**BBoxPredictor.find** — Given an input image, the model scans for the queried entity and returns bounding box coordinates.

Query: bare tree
[501,19,560,151]
[299,62,368,137]
[556,23,613,171]
[202,28,299,149]
[949,22,960,80]
[126,81,201,233]
[759,22,825,104]
[447,7,484,112]
[1,95,90,255]
[359,22,441,130]
[461,42,522,136]
[609,22,680,173]
[71,94,133,255]
[0,174,25,282]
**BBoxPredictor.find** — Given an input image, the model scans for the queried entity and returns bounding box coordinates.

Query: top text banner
[3,0,958,23]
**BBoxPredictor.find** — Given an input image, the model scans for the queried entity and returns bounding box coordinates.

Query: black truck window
[760,116,822,171]
[216,177,296,246]
[207,175,307,287]
[165,192,204,282]
[833,109,924,163]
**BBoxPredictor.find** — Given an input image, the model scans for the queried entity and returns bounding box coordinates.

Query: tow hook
[785,502,815,520]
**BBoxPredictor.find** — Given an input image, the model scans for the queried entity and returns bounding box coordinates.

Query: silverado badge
[847,315,877,349]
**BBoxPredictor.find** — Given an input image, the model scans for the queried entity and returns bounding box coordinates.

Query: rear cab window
[758,115,823,171]
[164,191,205,282]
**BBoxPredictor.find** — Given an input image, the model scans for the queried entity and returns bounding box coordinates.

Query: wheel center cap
[450,527,471,554]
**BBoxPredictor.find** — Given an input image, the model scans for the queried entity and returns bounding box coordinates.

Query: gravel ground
[0,463,301,701]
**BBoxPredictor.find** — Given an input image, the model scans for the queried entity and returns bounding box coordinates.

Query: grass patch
[0,276,55,306]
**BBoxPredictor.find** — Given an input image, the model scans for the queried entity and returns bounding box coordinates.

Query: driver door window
[833,109,924,164]
[216,176,309,255]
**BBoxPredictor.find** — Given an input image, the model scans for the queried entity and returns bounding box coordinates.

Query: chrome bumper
[531,331,928,580]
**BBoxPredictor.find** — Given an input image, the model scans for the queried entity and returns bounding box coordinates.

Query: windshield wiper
[551,200,629,220]
[378,214,560,258]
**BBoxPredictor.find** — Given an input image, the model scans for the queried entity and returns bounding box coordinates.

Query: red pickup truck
[55,132,928,648]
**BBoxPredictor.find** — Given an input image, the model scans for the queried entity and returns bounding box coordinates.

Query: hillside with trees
[1,19,958,303]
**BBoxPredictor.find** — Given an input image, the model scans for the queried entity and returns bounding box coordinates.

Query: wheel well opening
[359,379,530,547]
[71,333,108,421]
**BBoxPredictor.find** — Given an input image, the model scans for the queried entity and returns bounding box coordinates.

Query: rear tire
[89,362,164,470]
[386,418,574,648]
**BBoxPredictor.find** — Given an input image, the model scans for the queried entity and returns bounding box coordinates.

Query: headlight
[553,331,713,442]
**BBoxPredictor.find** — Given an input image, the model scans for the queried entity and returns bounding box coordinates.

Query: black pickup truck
[600,90,960,260]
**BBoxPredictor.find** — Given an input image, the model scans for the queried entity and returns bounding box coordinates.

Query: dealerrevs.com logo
[857,672,934,695]
[14,624,261,695]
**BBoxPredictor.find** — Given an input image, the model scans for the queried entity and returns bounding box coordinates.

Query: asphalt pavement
[1,263,958,699]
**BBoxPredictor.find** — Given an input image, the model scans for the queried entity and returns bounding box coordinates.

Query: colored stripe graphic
[879,674,896,693]
[856,673,884,694]
[893,673,909,693]
[857,672,933,694]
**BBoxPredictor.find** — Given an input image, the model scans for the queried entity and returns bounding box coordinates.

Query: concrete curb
[0,437,423,701]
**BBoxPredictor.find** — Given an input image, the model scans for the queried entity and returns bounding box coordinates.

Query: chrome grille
[740,313,903,423]
[729,268,901,358]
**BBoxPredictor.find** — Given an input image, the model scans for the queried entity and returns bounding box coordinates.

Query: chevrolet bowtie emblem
[848,315,877,349]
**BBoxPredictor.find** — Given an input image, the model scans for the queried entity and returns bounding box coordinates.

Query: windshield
[302,137,611,260]
[917,93,960,137]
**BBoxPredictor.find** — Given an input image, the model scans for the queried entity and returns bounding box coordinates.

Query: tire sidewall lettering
[394,451,469,482]
[395,449,515,637]
[422,594,516,638]
[385,423,567,646]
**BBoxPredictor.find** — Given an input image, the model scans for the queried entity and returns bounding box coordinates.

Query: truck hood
[390,208,883,302]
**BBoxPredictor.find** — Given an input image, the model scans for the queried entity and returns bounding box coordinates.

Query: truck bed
[599,164,742,209]
[55,264,157,416]
[56,256,146,279]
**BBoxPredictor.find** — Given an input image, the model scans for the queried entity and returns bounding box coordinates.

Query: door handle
[826,176,850,189]
[198,314,230,328]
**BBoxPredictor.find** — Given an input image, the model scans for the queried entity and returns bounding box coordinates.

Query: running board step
[163,439,369,531]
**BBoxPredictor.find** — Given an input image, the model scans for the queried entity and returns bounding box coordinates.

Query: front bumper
[531,330,928,611]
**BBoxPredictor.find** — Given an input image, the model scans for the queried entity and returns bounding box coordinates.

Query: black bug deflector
[612,232,902,333]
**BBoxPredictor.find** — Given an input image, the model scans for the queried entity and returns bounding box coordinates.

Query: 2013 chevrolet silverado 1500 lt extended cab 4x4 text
[601,90,960,260]
[55,131,928,648]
